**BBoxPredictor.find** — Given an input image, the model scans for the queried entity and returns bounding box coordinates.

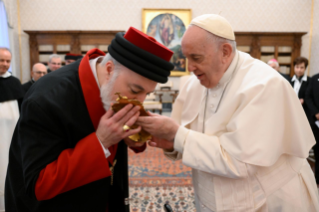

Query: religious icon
[112,93,152,143]
[143,9,191,76]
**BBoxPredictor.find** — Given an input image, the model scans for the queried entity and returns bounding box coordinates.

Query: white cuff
[97,137,111,158]
[174,126,190,153]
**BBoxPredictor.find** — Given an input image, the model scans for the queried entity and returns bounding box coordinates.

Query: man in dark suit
[22,63,47,93]
[305,72,319,187]
[290,56,311,120]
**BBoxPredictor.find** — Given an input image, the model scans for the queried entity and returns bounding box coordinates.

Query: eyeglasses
[50,62,61,66]
[34,71,47,75]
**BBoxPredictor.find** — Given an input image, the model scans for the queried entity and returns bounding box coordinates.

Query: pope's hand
[148,137,174,152]
[96,104,141,149]
[136,112,179,142]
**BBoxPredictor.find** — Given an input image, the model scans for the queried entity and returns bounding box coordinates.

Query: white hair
[48,54,61,62]
[267,60,279,68]
[100,53,124,111]
[100,53,124,69]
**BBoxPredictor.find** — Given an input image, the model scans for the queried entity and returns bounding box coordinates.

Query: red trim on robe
[35,133,111,200]
[78,48,118,163]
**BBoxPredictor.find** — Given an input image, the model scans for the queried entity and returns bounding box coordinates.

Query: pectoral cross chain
[110,159,117,185]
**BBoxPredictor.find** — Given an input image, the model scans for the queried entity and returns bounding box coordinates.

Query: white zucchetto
[190,14,235,41]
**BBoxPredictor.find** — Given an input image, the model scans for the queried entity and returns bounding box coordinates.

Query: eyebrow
[190,54,203,57]
[130,84,145,91]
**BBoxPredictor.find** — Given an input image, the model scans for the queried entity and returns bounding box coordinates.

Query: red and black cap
[108,27,174,83]
[65,53,83,61]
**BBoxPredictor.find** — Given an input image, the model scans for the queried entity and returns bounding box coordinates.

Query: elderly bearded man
[137,15,319,212]
[5,27,174,212]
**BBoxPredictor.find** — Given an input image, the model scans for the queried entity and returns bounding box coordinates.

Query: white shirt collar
[0,71,11,78]
[292,74,307,82]
[89,56,104,89]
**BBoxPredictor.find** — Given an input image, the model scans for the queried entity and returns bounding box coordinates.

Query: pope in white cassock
[137,14,319,212]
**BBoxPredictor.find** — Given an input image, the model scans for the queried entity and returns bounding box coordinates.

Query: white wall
[4,0,316,82]
[309,0,319,77]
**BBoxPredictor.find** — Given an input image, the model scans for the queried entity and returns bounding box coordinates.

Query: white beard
[100,82,114,111]
[100,72,120,111]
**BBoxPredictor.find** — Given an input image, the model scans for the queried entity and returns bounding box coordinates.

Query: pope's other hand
[148,137,174,152]
[136,112,179,142]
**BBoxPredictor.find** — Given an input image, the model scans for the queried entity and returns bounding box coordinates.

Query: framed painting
[142,9,192,76]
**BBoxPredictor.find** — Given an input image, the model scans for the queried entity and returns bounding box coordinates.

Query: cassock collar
[292,74,307,82]
[0,71,11,78]
[78,48,118,162]
[218,50,239,85]
[78,48,106,130]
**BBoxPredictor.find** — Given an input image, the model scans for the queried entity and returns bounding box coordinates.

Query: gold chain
[110,159,117,185]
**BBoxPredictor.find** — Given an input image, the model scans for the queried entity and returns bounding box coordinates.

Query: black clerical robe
[290,76,311,122]
[0,74,24,104]
[5,49,145,212]
[21,79,34,94]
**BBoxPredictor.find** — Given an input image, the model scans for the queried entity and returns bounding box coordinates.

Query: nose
[187,61,196,73]
[137,94,147,103]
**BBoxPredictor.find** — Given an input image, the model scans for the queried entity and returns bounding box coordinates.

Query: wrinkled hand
[136,113,179,142]
[300,98,304,104]
[96,104,141,149]
[316,113,319,121]
[148,136,174,152]
[123,137,145,148]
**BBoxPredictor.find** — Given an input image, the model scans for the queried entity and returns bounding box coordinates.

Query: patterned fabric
[128,147,192,187]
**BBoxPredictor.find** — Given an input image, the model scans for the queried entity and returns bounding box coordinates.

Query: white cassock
[165,51,319,212]
[0,72,20,211]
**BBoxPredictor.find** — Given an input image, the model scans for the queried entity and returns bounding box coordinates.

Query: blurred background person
[22,63,47,93]
[306,72,319,188]
[47,54,62,73]
[267,58,290,81]
[290,57,311,119]
[64,53,83,65]
[0,47,24,211]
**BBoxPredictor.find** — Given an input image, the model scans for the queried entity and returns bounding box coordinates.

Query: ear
[104,60,115,81]
[221,43,233,63]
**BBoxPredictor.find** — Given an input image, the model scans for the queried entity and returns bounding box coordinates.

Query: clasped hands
[96,104,179,151]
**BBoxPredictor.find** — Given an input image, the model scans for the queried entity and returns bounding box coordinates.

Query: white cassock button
[211,104,215,108]
[201,204,205,208]
[212,93,217,97]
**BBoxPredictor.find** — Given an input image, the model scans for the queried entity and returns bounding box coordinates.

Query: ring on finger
[123,124,130,132]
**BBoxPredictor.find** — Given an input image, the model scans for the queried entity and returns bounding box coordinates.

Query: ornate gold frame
[142,8,192,76]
